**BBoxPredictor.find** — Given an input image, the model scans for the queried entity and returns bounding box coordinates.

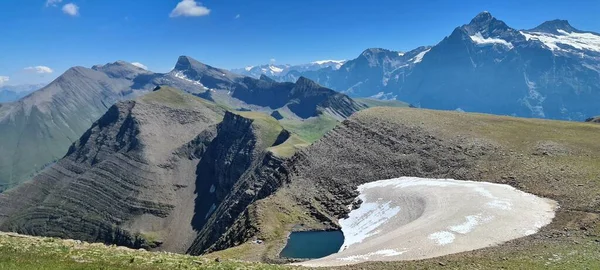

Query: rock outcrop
[0,86,298,255]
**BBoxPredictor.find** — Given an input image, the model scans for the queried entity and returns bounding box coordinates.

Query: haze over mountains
[0,84,45,103]
[235,12,600,121]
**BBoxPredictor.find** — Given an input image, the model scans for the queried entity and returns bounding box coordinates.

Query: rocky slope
[254,107,599,265]
[0,62,150,192]
[0,86,299,256]
[198,107,599,265]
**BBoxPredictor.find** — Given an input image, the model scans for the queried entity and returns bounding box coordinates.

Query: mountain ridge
[0,56,364,191]
[234,12,600,121]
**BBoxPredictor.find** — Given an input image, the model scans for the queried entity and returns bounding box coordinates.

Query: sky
[1,0,599,86]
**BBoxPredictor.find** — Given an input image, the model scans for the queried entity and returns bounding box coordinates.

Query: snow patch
[269,65,283,73]
[470,32,514,49]
[521,30,600,53]
[339,198,401,249]
[428,231,455,246]
[412,49,431,64]
[312,60,346,65]
[448,214,493,234]
[244,66,254,71]
[172,71,203,86]
[487,200,512,210]
[337,249,407,262]
[209,184,216,193]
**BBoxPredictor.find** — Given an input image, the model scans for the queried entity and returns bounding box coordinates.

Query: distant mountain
[231,60,346,79]
[237,12,600,121]
[144,56,364,120]
[0,62,150,192]
[0,56,363,191]
[0,84,45,103]
[392,11,600,120]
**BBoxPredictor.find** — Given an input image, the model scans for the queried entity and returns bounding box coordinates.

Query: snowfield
[520,30,600,53]
[470,32,514,49]
[298,177,557,267]
[412,49,431,64]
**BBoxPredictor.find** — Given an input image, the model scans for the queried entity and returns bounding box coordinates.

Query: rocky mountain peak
[360,48,392,57]
[174,55,206,71]
[91,61,148,79]
[529,19,579,34]
[462,11,516,40]
[470,11,493,25]
[295,76,320,88]
[259,74,275,82]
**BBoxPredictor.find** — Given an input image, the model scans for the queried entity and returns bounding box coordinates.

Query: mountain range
[231,60,346,79]
[0,56,365,192]
[235,12,600,121]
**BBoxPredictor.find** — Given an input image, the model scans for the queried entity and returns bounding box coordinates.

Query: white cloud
[0,76,9,85]
[235,14,240,19]
[62,3,79,16]
[170,0,210,18]
[270,58,276,63]
[24,66,54,74]
[46,0,63,7]
[131,62,148,70]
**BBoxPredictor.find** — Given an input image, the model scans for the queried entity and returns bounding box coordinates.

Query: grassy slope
[0,233,287,270]
[279,99,409,144]
[268,135,310,158]
[235,111,287,152]
[141,86,223,111]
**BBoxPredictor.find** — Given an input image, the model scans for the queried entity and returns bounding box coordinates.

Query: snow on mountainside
[231,11,600,121]
[231,60,346,79]
[392,11,600,121]
[469,32,514,49]
[520,29,600,53]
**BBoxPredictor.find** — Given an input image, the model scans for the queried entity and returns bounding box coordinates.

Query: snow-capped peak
[311,59,346,65]
[269,65,284,73]
[244,66,254,71]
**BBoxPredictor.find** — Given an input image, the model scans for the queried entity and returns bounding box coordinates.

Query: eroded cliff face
[0,87,298,255]
[0,88,225,252]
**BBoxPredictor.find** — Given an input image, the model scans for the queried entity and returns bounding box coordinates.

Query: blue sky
[1,0,599,86]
